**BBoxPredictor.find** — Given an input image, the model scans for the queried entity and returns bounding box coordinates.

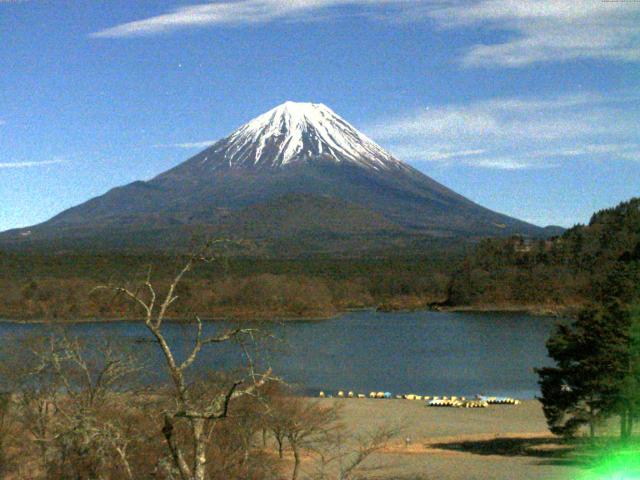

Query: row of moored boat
[318,391,520,407]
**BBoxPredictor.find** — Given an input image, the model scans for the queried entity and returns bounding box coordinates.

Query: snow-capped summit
[204,101,407,171]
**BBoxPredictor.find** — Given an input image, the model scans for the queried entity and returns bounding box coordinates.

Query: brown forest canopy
[1,197,638,320]
[0,252,455,320]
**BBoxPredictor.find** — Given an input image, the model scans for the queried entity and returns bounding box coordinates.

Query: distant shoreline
[426,304,573,318]
[0,303,566,324]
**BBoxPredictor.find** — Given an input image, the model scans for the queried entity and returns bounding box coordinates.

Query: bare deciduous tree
[105,244,272,480]
[311,423,401,480]
[9,335,62,474]
[271,395,338,480]
[3,332,144,479]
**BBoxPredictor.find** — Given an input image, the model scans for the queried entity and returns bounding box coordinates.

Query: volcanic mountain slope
[1,101,547,253]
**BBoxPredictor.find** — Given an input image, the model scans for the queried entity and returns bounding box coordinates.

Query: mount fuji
[1,102,547,254]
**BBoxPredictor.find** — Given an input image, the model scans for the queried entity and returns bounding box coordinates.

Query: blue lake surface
[0,310,557,399]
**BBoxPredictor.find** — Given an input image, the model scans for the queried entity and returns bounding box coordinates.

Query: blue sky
[1,0,639,231]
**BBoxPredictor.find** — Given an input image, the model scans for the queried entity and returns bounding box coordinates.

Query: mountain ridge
[0,101,551,255]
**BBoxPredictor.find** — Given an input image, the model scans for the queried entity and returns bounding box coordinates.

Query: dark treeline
[446,198,640,313]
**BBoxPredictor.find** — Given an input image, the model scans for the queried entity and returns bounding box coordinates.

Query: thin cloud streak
[90,0,410,38]
[552,143,640,158]
[154,140,217,149]
[404,149,537,170]
[389,146,486,162]
[366,91,639,170]
[423,149,485,161]
[470,157,546,170]
[0,159,64,169]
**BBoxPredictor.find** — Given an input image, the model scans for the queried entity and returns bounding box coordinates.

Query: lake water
[0,310,557,399]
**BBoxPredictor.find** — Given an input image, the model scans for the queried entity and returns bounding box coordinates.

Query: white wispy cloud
[90,0,407,38]
[468,157,534,170]
[153,140,217,149]
[369,92,634,142]
[388,146,486,162]
[423,149,486,161]
[551,143,640,158]
[0,159,64,169]
[424,0,640,67]
[90,0,640,68]
[620,151,640,162]
[366,90,640,170]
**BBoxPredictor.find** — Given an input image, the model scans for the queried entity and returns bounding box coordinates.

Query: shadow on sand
[431,436,587,467]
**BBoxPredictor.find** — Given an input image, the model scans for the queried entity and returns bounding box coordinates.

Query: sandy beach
[314,398,581,480]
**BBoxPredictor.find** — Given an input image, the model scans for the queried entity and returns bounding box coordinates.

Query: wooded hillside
[446,198,640,312]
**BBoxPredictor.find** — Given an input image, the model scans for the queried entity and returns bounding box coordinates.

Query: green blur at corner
[578,448,640,480]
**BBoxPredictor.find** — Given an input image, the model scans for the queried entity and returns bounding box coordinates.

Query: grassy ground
[315,399,582,480]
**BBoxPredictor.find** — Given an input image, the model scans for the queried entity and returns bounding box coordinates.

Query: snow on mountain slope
[204,101,407,171]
